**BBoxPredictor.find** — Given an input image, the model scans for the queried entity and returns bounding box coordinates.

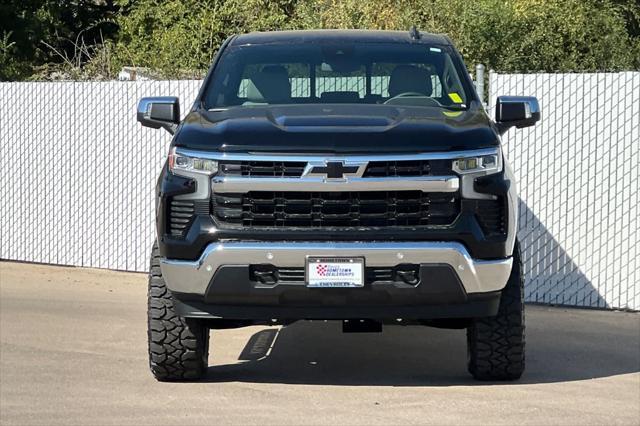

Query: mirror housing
[495,96,540,135]
[137,97,180,134]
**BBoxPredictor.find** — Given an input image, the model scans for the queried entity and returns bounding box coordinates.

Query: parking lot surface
[1,261,639,425]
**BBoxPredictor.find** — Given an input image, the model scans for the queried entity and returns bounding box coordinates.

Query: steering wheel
[389,92,425,99]
[384,92,427,104]
[383,92,441,106]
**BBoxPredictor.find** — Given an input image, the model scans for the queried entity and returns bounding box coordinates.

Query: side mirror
[137,96,180,134]
[495,96,540,135]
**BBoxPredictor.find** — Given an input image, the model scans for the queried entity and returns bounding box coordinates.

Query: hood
[173,104,499,153]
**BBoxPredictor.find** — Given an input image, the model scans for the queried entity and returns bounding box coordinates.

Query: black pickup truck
[138,29,540,382]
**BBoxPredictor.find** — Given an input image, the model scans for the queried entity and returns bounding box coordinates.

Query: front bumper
[161,241,512,303]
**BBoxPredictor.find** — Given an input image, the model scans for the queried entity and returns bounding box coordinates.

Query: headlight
[168,149,218,175]
[452,152,501,174]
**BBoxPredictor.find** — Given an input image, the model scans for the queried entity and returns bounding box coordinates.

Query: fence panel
[0,80,201,272]
[489,71,639,310]
[1,74,638,309]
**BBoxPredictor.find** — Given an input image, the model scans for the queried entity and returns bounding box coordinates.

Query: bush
[0,0,119,81]
[110,0,298,78]
[2,0,638,80]
[290,0,639,72]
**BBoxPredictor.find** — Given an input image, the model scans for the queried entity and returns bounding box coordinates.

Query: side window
[432,76,443,97]
[237,64,259,98]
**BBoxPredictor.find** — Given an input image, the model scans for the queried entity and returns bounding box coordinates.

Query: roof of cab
[231,29,451,46]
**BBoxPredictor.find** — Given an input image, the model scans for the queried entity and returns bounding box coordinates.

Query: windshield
[203,42,472,110]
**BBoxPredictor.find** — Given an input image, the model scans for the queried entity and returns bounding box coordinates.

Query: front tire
[467,241,525,381]
[147,242,209,381]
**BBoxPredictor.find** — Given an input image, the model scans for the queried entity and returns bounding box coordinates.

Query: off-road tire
[147,242,209,381]
[467,241,525,381]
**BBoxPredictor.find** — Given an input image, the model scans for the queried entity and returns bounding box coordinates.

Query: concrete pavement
[1,261,639,425]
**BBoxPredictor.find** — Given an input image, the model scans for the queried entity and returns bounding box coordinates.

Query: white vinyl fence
[489,72,639,310]
[0,81,201,272]
[1,73,638,310]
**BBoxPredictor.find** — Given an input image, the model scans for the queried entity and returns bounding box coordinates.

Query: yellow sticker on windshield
[448,93,463,103]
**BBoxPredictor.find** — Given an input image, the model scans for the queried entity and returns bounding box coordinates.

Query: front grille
[474,199,507,237]
[212,191,460,228]
[220,161,306,177]
[249,264,421,286]
[219,159,453,178]
[363,159,452,177]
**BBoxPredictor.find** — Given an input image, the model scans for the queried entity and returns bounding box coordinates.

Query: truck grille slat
[169,200,195,236]
[221,161,307,177]
[212,191,460,228]
[168,199,209,237]
[363,160,452,177]
[219,159,453,178]
[474,199,507,237]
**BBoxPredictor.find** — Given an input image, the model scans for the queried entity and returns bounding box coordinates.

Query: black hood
[173,104,499,153]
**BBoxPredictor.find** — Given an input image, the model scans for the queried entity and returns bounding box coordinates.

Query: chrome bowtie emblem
[311,161,359,178]
[303,160,367,180]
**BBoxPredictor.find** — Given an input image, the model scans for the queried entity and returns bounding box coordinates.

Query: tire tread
[147,242,209,381]
[467,241,525,381]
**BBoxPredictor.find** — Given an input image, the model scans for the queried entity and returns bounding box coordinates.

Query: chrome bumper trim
[211,175,459,193]
[160,242,512,296]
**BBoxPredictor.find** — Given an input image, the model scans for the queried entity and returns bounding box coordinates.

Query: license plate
[306,257,364,288]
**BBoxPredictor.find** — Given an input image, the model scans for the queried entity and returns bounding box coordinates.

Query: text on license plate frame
[305,256,365,288]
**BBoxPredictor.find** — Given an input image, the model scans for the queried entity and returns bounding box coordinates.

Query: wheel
[467,240,525,381]
[147,242,209,381]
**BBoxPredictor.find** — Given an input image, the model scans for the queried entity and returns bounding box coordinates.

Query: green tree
[0,32,25,80]
[1,0,638,80]
[291,0,639,72]
[0,0,120,80]
[111,0,298,77]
